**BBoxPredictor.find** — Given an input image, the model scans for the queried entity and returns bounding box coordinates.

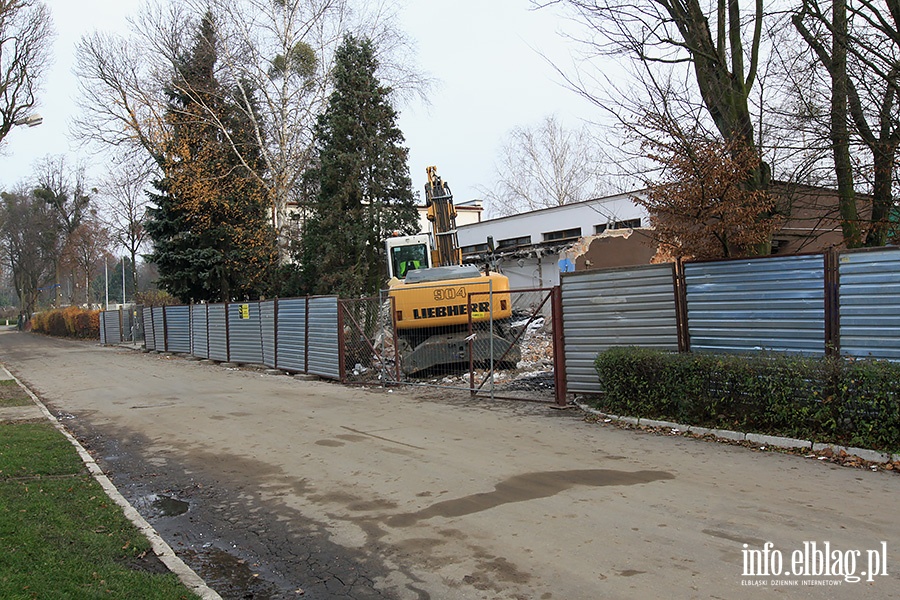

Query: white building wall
[456,192,649,291]
[456,193,647,249]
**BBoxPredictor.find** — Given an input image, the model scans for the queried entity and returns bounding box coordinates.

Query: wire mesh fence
[468,288,558,402]
[340,287,561,403]
[341,296,400,385]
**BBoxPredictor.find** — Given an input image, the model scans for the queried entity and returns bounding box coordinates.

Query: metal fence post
[551,286,568,407]
[162,306,169,352]
[224,301,231,363]
[274,297,279,368]
[338,299,347,383]
[304,297,310,374]
[824,249,840,356]
[673,259,691,353]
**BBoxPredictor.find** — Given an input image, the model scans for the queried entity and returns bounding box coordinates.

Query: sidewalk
[0,364,222,600]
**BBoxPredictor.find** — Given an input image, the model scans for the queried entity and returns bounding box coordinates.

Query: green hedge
[593,347,900,453]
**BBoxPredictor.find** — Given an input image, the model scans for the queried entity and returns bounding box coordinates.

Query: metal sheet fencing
[109,310,123,344]
[307,296,340,379]
[838,248,900,359]
[684,255,826,355]
[276,298,307,373]
[227,302,264,365]
[152,307,166,352]
[260,300,276,368]
[143,307,156,350]
[207,304,228,362]
[164,305,191,353]
[561,264,679,393]
[191,304,209,358]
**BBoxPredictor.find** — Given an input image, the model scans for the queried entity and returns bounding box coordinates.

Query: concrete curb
[0,365,222,600]
[576,401,898,465]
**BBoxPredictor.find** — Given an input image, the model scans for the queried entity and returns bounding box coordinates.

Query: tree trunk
[866,142,896,247]
[831,0,862,248]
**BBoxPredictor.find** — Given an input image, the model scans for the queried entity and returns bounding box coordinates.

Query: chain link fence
[340,287,563,404]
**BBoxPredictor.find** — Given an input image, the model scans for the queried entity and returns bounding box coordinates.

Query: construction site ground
[0,329,897,600]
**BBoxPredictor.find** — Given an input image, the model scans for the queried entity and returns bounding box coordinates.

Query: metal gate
[340,287,564,405]
[467,287,563,404]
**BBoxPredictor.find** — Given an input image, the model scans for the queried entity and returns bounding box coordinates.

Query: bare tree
[0,0,53,147]
[793,0,900,247]
[480,115,609,216]
[31,155,94,304]
[0,188,58,315]
[96,156,151,298]
[60,216,111,306]
[541,0,772,220]
[32,155,91,235]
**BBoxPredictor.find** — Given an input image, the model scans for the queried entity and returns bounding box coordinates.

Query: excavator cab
[386,234,432,280]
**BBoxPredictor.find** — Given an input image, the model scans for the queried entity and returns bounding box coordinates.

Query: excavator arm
[424,166,462,267]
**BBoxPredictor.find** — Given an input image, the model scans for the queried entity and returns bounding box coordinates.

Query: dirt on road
[0,330,898,600]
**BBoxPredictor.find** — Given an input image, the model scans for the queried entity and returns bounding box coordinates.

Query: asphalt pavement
[0,330,898,600]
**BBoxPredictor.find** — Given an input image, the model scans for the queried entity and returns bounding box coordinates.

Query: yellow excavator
[386,166,520,374]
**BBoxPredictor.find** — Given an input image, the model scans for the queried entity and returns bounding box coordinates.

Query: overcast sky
[1,0,601,208]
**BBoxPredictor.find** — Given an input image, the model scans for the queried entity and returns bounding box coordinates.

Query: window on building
[461,243,489,256]
[594,218,641,234]
[497,235,532,249]
[542,227,582,242]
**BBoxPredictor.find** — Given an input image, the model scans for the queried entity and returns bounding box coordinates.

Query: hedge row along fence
[30,307,100,339]
[593,347,900,453]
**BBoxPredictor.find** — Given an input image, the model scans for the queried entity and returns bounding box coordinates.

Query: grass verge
[0,379,32,408]
[0,420,200,599]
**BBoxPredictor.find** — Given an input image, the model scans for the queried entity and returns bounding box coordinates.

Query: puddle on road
[183,546,280,600]
[387,469,674,527]
[135,493,190,518]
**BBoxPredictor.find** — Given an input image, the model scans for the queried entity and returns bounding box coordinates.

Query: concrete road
[1,330,898,600]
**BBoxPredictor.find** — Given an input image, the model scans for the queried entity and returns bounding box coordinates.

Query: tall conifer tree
[299,35,418,297]
[146,12,278,302]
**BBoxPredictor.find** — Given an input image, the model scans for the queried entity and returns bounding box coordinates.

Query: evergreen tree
[299,35,418,297]
[146,12,278,303]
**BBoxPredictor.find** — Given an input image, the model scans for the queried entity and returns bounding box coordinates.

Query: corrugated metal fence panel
[152,307,166,351]
[561,264,679,393]
[208,304,229,362]
[227,302,264,365]
[307,296,340,379]
[143,307,155,350]
[191,305,209,358]
[165,305,191,354]
[260,300,276,368]
[276,298,307,373]
[685,255,826,355]
[838,248,900,359]
[106,310,123,344]
[99,312,107,345]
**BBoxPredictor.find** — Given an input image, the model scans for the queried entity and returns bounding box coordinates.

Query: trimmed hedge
[593,347,900,453]
[30,307,100,339]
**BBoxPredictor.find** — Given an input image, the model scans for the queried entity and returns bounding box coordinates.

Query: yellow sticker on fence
[239,304,250,319]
